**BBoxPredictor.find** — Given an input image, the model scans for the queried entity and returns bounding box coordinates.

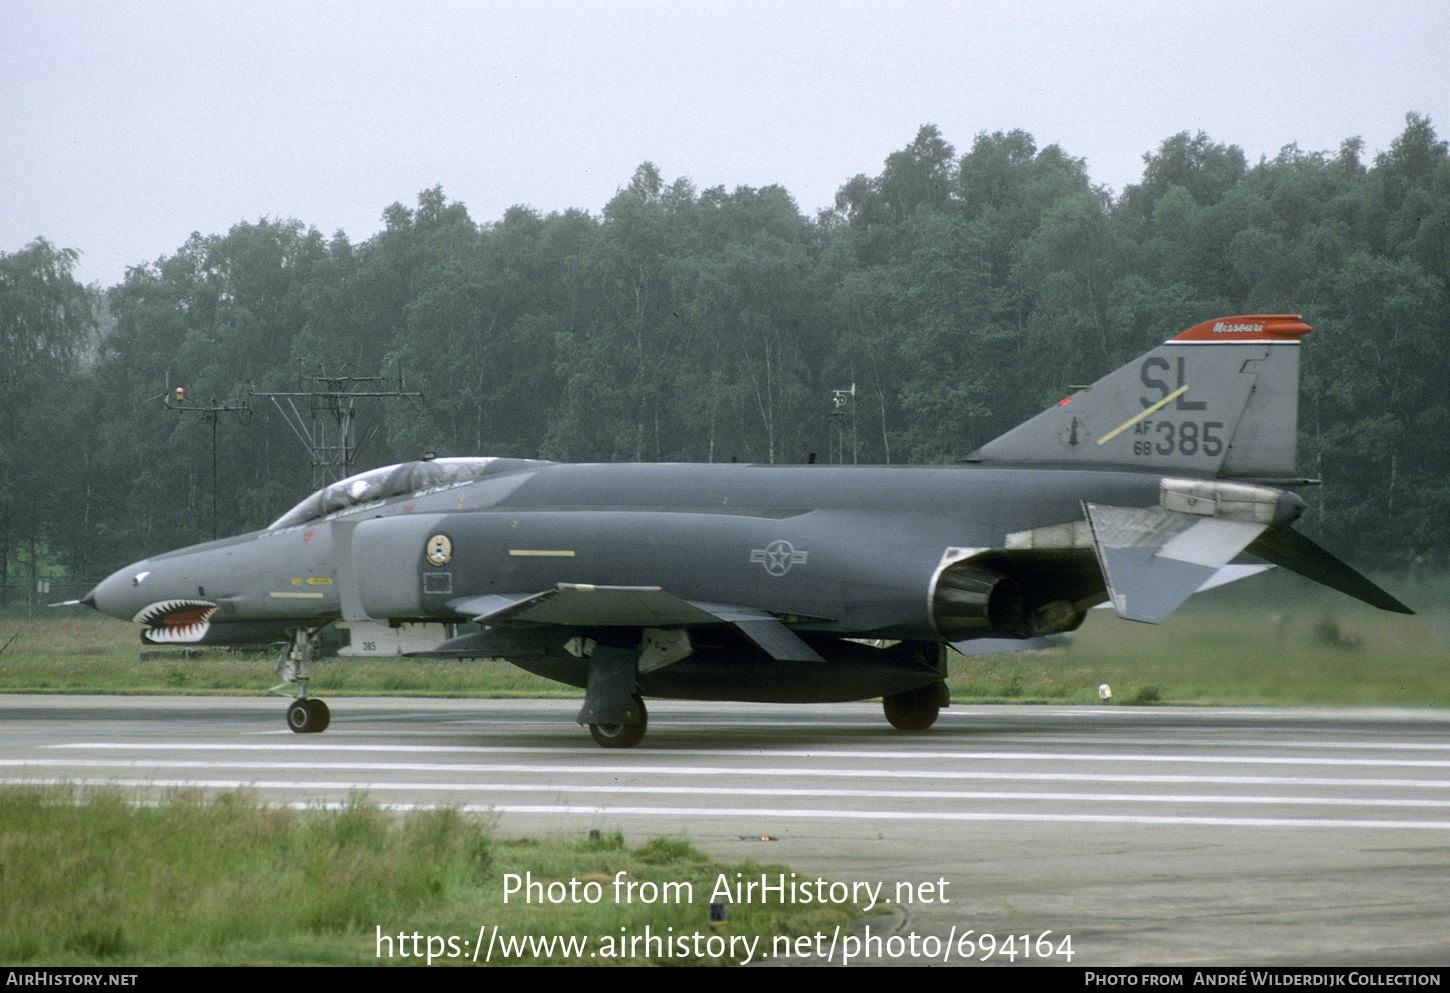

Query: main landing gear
[882,645,951,731]
[588,696,648,748]
[577,642,650,748]
[271,627,330,733]
[882,682,947,731]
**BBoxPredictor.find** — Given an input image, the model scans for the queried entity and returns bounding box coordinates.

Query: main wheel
[589,696,647,748]
[286,698,330,733]
[882,683,943,731]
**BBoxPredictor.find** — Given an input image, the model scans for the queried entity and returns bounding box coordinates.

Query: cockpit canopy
[268,457,512,531]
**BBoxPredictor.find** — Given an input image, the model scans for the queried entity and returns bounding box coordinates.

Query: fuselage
[88,457,1176,644]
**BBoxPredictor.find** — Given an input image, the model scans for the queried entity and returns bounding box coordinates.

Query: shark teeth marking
[134,599,219,644]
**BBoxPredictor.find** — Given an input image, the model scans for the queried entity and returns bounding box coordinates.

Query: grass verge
[949,572,1449,706]
[0,786,855,966]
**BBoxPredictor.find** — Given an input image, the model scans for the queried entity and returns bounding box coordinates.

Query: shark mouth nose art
[133,600,219,644]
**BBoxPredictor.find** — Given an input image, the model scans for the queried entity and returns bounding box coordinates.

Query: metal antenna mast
[164,382,253,540]
[252,364,422,488]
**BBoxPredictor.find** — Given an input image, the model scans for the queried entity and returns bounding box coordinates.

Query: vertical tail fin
[969,315,1313,480]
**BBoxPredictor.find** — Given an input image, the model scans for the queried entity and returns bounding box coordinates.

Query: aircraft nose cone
[86,561,153,622]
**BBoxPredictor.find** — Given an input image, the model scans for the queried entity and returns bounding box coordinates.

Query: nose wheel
[286,697,331,733]
[271,627,332,733]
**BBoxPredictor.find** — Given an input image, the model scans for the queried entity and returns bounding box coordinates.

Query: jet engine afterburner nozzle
[929,564,1029,641]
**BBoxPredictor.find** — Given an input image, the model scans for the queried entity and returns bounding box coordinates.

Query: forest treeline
[2,116,1448,597]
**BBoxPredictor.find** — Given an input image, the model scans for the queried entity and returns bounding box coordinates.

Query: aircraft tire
[589,696,648,748]
[286,698,330,734]
[883,684,942,732]
[306,698,330,732]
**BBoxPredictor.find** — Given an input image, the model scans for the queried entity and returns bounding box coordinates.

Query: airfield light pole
[165,384,254,540]
[827,384,857,465]
[252,364,422,488]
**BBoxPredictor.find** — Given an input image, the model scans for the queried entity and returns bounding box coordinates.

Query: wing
[441,584,825,662]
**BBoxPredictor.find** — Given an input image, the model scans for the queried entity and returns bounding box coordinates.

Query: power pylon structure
[253,365,422,488]
[165,385,253,539]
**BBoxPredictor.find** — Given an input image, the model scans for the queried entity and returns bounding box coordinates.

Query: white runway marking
[8,779,1450,830]
[15,725,1450,831]
[9,775,1450,810]
[14,756,1450,791]
[52,741,1450,766]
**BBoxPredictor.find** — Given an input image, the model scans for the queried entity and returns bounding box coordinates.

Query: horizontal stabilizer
[1195,563,1272,592]
[1090,563,1275,610]
[1084,502,1267,623]
[1245,526,1414,615]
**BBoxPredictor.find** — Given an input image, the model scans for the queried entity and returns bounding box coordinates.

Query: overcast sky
[4,0,1447,289]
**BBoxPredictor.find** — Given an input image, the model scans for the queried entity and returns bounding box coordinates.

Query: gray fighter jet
[84,314,1411,746]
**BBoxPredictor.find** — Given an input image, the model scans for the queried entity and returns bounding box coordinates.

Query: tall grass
[0,788,488,963]
[0,788,853,966]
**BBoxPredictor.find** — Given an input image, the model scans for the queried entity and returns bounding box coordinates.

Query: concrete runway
[3,693,1449,966]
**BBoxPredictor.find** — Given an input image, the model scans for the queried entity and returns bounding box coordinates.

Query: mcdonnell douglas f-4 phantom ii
[84,315,1412,746]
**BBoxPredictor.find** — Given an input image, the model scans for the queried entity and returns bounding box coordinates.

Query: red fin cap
[1170,314,1312,343]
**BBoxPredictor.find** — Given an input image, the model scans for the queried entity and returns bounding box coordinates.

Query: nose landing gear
[286,697,331,733]
[271,627,331,733]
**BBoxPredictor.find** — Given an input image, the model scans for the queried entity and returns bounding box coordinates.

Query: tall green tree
[0,239,97,599]
[21,115,1449,582]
